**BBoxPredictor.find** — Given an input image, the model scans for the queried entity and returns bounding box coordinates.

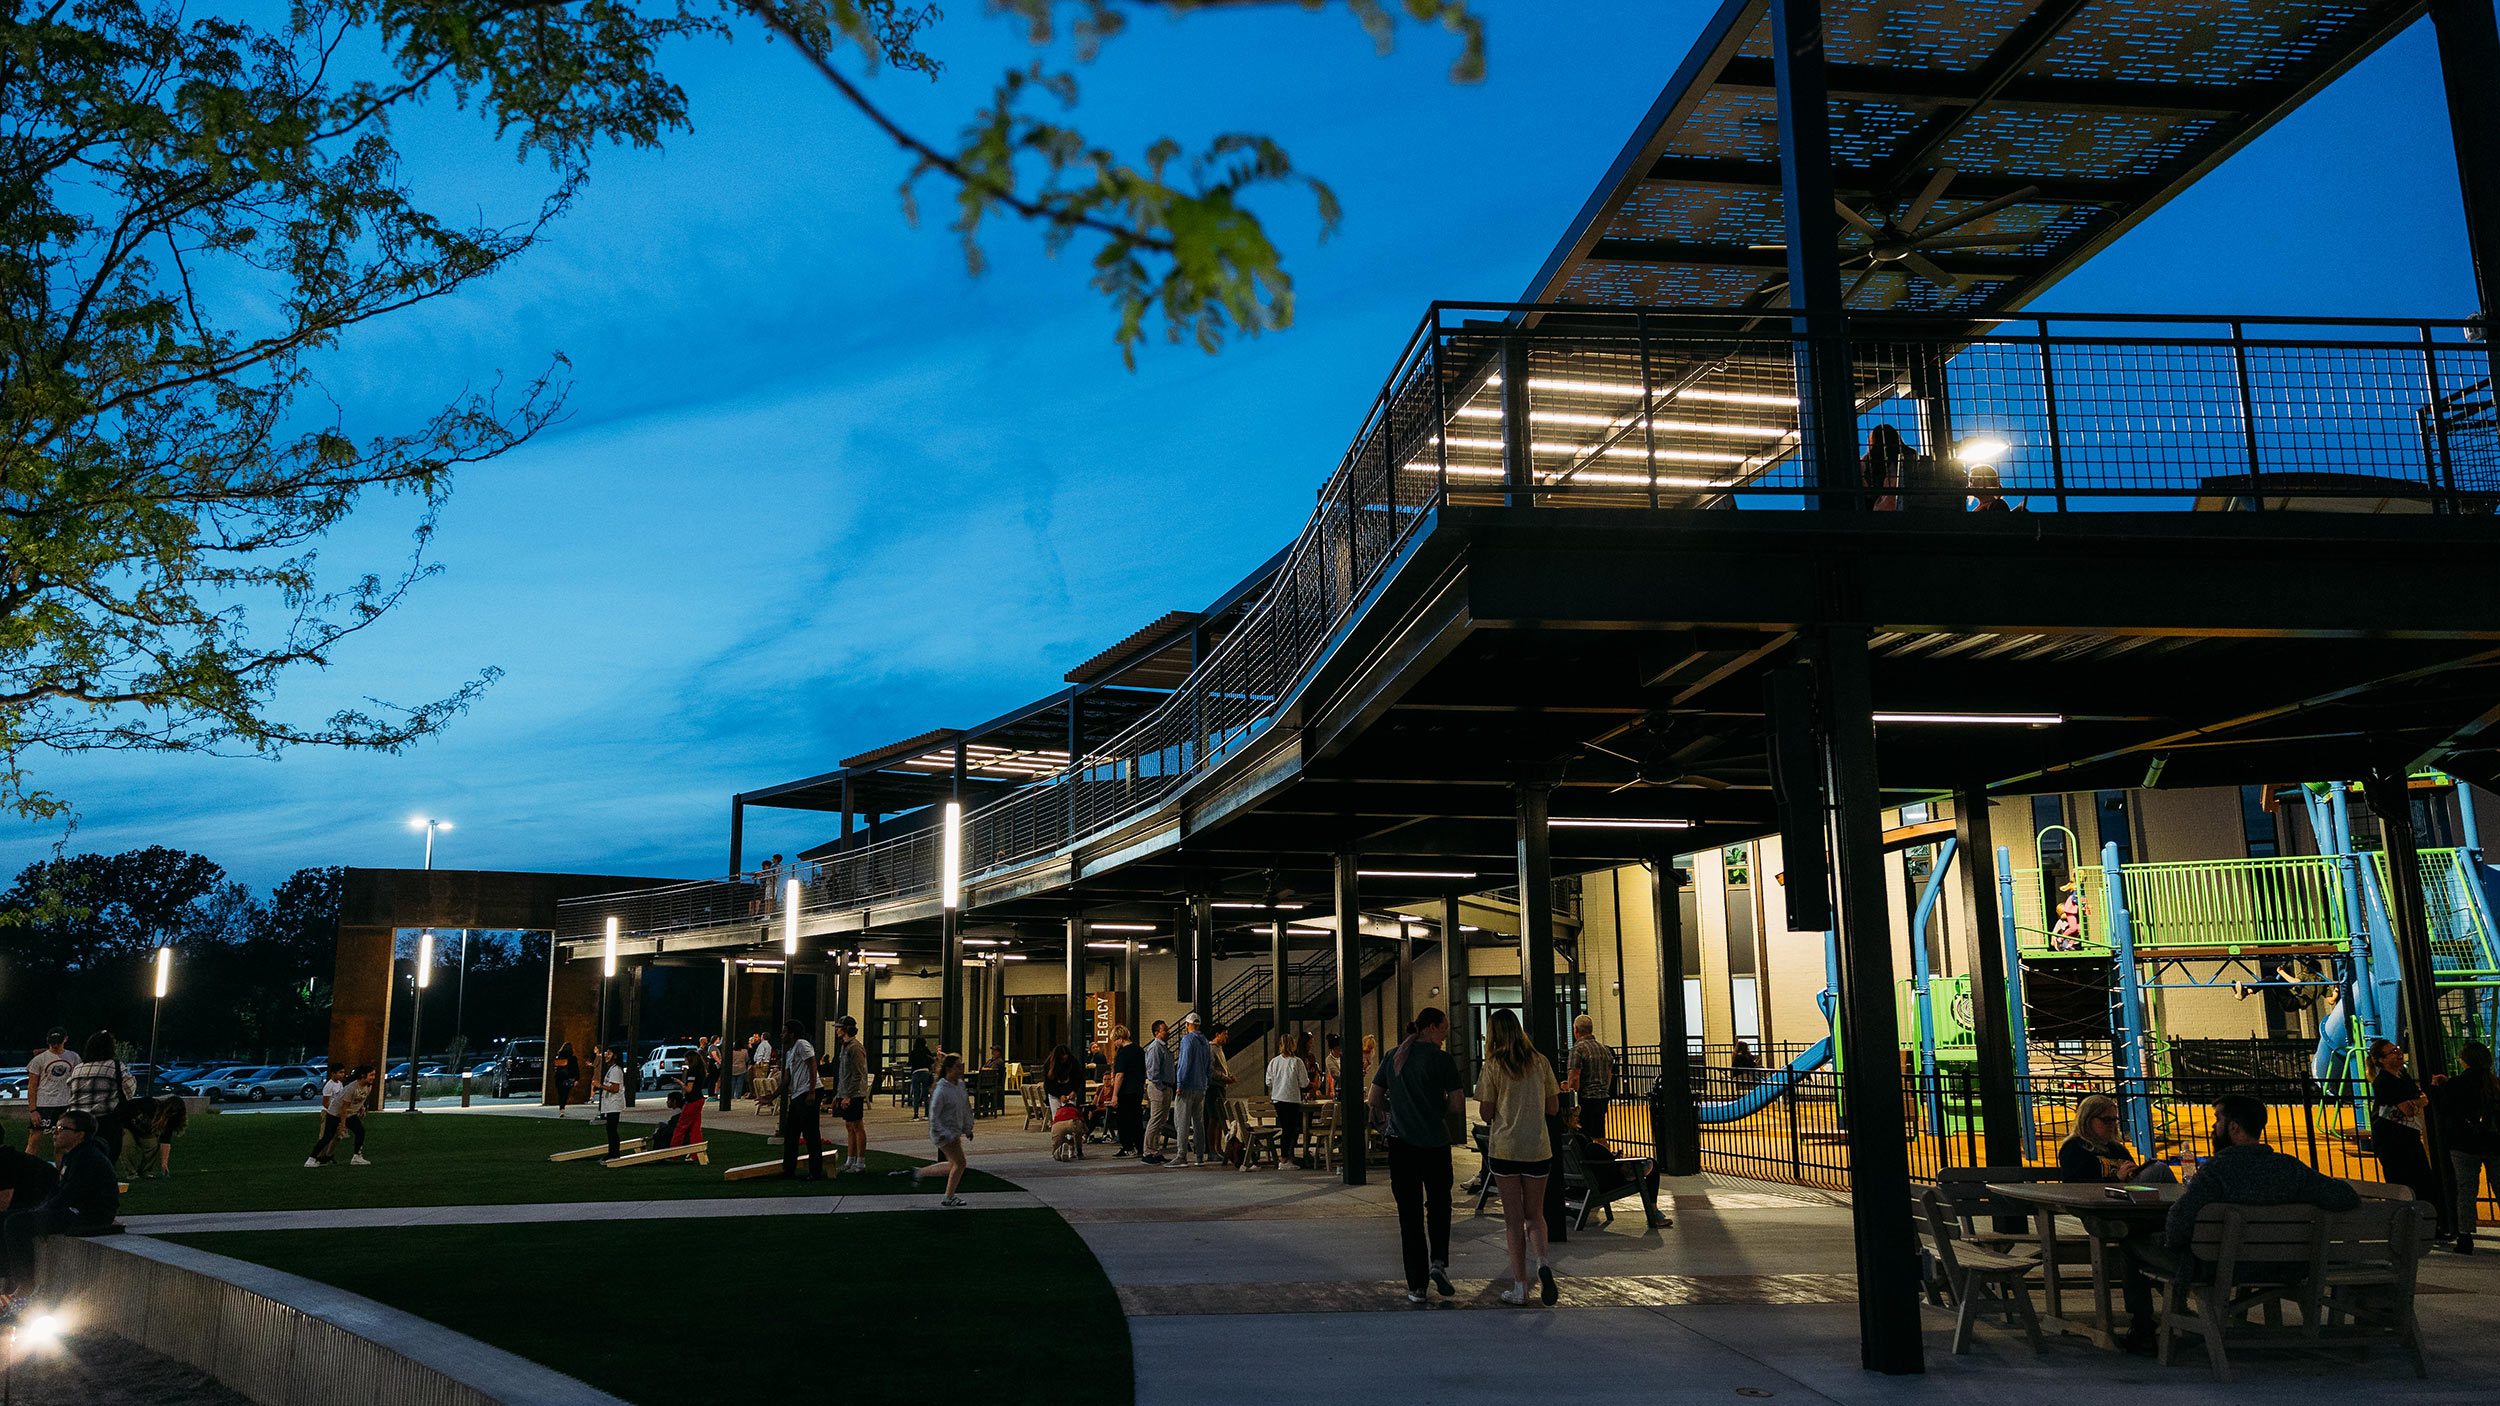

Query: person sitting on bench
[0,1110,119,1315]
[1580,1128,1672,1229]
[0,1146,59,1214]
[2113,1094,2357,1354]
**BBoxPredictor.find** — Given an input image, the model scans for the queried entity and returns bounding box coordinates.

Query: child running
[894,1053,974,1205]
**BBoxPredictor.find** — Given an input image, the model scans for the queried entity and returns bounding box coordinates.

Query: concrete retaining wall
[36,1233,624,1406]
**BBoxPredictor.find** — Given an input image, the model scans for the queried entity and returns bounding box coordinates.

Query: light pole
[410,818,460,1066]
[405,930,432,1112]
[411,815,452,869]
[601,916,618,1053]
[146,945,171,1098]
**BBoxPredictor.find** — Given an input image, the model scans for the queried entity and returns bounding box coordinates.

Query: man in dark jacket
[2115,1094,2359,1352]
[1,1110,118,1310]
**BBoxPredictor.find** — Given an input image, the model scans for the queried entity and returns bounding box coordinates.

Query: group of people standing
[2358,1036,2500,1252]
[21,1029,182,1181]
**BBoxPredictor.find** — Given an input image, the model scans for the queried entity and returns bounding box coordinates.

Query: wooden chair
[1917,1187,2045,1355]
[1021,1082,1049,1131]
[2304,1199,2432,1376]
[1304,1100,1341,1173]
[2143,1203,2327,1381]
[1230,1100,1281,1170]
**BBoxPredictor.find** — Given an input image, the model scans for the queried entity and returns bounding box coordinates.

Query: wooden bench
[722,1159,785,1182]
[549,1138,645,1163]
[2142,1203,2325,1380]
[1560,1132,1652,1231]
[2304,1199,2433,1375]
[1917,1186,2044,1355]
[603,1141,707,1168]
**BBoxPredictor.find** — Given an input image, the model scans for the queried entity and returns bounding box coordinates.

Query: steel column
[1067,916,1086,1104]
[1334,851,1367,1186]
[1954,791,2022,1167]
[1815,625,1924,1375]
[1397,917,1414,1036]
[1192,894,1215,1023]
[1769,0,1862,505]
[1500,336,1535,503]
[1176,898,1198,1007]
[729,796,745,876]
[1442,893,1471,1082]
[1651,854,1700,1175]
[2106,842,2154,1151]
[2367,773,2450,1076]
[1271,918,1290,1058]
[716,955,736,1112]
[1516,781,1560,1060]
[1995,847,2034,1157]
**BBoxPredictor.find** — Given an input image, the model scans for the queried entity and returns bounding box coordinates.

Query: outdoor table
[1985,1181,2183,1348]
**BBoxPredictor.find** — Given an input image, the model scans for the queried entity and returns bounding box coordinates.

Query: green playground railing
[2011,855,2348,957]
[2371,846,2500,976]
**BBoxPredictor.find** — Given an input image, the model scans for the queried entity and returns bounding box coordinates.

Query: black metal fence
[1626,1062,2499,1222]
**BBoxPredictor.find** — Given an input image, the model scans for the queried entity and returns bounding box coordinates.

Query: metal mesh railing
[559,305,2495,944]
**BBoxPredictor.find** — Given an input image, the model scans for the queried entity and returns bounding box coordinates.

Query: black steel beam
[1650,855,1700,1175]
[1768,0,1863,506]
[1271,918,1289,1059]
[1442,893,1471,1081]
[1817,625,1925,1375]
[2366,771,2449,1075]
[1642,154,2141,206]
[2431,0,2500,318]
[1953,788,2022,1167]
[1712,57,2263,116]
[1587,239,2034,278]
[1066,916,1085,1105]
[1515,779,1561,1061]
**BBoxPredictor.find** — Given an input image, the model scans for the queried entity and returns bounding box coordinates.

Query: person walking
[338,1066,376,1166]
[1266,1033,1313,1169]
[2432,1039,2500,1253]
[728,1038,751,1101]
[66,1031,133,1167]
[906,1037,935,1119]
[1370,1007,1467,1304]
[1566,1015,1616,1144]
[1478,1007,1562,1306]
[596,1045,629,1160]
[831,1016,871,1174]
[2368,1038,2444,1232]
[778,1019,826,1180]
[1110,1025,1146,1157]
[23,1031,75,1156]
[1141,1020,1177,1163]
[305,1067,347,1167]
[1172,1013,1212,1168]
[551,1042,581,1116]
[896,1053,974,1205]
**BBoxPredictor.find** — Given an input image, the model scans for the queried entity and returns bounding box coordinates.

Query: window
[1721,845,1751,888]
[2095,791,2134,866]
[2240,785,2281,858]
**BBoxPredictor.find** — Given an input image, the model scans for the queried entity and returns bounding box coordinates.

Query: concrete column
[330,924,397,1074]
[1334,852,1367,1187]
[1441,894,1471,1082]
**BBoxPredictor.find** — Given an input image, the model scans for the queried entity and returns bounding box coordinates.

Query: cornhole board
[550,1137,645,1163]
[604,1141,708,1168]
[722,1159,785,1182]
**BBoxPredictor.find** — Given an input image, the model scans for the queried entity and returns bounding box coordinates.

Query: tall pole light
[411,816,452,868]
[939,800,965,1058]
[146,945,171,1097]
[601,915,618,1055]
[782,877,800,1029]
[406,930,432,1112]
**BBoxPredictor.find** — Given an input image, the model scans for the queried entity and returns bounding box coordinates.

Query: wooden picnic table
[1986,1181,2183,1348]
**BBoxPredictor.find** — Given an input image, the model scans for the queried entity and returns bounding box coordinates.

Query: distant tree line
[0,848,548,1065]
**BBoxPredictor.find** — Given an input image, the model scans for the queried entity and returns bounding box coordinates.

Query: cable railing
[559,305,2496,944]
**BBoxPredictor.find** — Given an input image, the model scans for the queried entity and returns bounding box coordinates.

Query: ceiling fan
[1750,165,2044,302]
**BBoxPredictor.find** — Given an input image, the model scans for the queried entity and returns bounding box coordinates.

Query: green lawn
[165,1211,1129,1405]
[113,1110,1015,1213]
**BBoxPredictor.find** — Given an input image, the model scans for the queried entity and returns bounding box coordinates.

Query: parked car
[0,1074,23,1100]
[203,1065,322,1102]
[638,1044,700,1089]
[492,1039,545,1098]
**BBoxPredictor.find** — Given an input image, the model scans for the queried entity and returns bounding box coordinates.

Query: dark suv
[491,1039,546,1098]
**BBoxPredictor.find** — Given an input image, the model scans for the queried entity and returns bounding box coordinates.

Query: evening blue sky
[15,1,2481,888]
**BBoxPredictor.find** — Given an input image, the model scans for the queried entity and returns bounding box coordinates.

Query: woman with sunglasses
[2059,1094,2150,1181]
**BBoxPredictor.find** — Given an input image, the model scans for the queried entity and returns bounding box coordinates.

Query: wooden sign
[1089,991,1121,1047]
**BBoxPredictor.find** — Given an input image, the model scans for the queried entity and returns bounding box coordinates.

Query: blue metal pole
[1909,838,1957,1142]
[2105,841,2155,1155]
[1997,844,2034,1159]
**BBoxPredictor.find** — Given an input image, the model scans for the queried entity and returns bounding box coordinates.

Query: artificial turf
[92,1109,1015,1214]
[163,1211,1130,1405]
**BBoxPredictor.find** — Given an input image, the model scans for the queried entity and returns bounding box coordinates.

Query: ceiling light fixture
[1549,817,1696,829]
[1873,711,2064,726]
[1358,869,1477,880]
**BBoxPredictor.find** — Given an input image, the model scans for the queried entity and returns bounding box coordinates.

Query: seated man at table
[2115,1094,2359,1352]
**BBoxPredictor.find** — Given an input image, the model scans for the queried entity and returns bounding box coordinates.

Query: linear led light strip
[1873,711,2065,725]
[1420,463,1728,490]
[1438,435,1747,465]
[1450,405,1790,439]
[1549,817,1695,829]
[1486,374,1800,407]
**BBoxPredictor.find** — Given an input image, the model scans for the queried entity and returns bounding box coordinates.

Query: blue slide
[2311,993,2353,1083]
[1695,1036,1834,1123]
